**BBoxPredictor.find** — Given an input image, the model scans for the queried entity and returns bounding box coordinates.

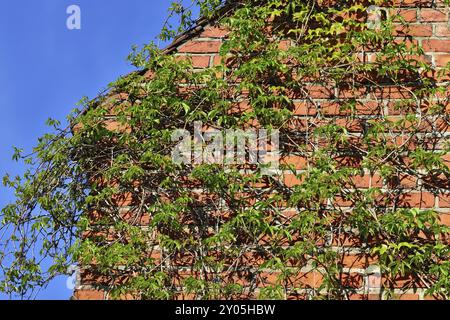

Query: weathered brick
[438,194,450,208]
[278,40,292,50]
[397,293,420,300]
[391,9,418,22]
[178,40,221,53]
[283,173,304,187]
[200,26,229,38]
[280,155,308,169]
[395,24,433,36]
[423,39,450,52]
[191,55,211,68]
[420,9,448,22]
[435,24,450,37]
[177,54,211,68]
[307,85,335,99]
[398,192,436,208]
[439,213,450,226]
[435,54,450,67]
[341,273,364,288]
[335,118,364,132]
[73,289,104,300]
[350,175,384,188]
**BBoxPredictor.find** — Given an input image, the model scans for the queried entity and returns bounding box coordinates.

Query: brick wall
[73,0,449,300]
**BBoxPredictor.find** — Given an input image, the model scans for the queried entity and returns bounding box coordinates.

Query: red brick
[280,155,308,169]
[443,154,450,168]
[423,39,450,52]
[338,87,368,99]
[73,289,104,300]
[342,273,364,288]
[435,24,450,37]
[228,100,251,113]
[405,54,433,64]
[103,119,131,133]
[176,55,211,68]
[350,175,384,188]
[307,85,335,99]
[392,9,418,23]
[200,26,229,38]
[371,86,413,99]
[333,196,354,207]
[398,192,436,208]
[290,272,324,288]
[386,174,418,188]
[357,101,383,115]
[178,40,221,53]
[435,54,450,67]
[397,293,420,300]
[394,37,419,49]
[439,213,450,226]
[111,192,134,206]
[292,101,317,115]
[283,173,304,187]
[335,118,363,132]
[395,24,432,37]
[438,194,450,208]
[342,254,376,268]
[321,102,346,115]
[278,40,292,50]
[120,209,151,225]
[420,9,448,22]
[212,54,222,66]
[191,55,211,68]
[382,275,422,288]
[287,293,307,300]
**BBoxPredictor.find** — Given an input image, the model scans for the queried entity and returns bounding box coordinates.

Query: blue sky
[0,0,186,300]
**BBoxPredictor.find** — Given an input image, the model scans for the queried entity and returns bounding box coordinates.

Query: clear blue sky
[0,0,188,300]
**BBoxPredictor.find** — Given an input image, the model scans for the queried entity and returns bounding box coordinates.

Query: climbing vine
[1,0,449,299]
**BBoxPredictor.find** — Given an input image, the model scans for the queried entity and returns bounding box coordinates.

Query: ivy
[1,0,449,300]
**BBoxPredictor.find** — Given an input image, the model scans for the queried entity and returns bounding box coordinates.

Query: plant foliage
[1,0,449,299]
